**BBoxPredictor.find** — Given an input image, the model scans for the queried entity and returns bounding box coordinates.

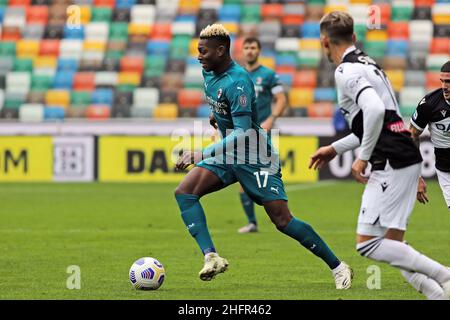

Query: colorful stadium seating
[0,0,449,120]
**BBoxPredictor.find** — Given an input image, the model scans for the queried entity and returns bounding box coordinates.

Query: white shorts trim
[357,162,421,237]
[436,168,450,210]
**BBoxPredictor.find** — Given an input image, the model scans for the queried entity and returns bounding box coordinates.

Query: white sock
[357,237,450,285]
[400,270,448,300]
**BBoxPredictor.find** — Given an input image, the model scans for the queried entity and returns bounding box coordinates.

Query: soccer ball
[129,257,165,290]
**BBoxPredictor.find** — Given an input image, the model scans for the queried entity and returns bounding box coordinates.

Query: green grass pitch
[0,181,448,300]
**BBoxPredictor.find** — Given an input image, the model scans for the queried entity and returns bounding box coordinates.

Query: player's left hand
[416,176,429,204]
[351,158,369,184]
[261,117,274,132]
[175,150,203,171]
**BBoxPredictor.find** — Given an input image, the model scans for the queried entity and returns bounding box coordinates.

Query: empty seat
[85,104,111,120]
[153,103,178,119]
[45,90,70,107]
[39,40,60,56]
[289,89,314,108]
[19,103,44,122]
[307,102,334,118]
[409,20,433,42]
[314,88,337,102]
[92,88,114,105]
[120,56,144,73]
[275,38,300,52]
[73,72,95,90]
[430,38,450,54]
[95,71,118,87]
[44,106,65,121]
[27,5,48,24]
[133,87,159,108]
[178,89,203,108]
[293,70,317,88]
[53,72,74,89]
[400,86,426,110]
[131,4,156,24]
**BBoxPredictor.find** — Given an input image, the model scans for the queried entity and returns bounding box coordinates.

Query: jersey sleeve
[270,72,284,95]
[226,79,254,118]
[410,96,431,131]
[335,64,373,105]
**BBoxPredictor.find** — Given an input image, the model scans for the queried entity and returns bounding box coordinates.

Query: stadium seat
[45,90,70,107]
[16,40,40,57]
[261,4,284,19]
[73,72,95,90]
[314,88,337,102]
[385,70,405,91]
[26,5,48,25]
[307,102,334,118]
[85,104,111,120]
[43,106,65,121]
[289,89,314,108]
[39,40,60,56]
[430,38,450,54]
[53,72,74,89]
[153,103,178,119]
[13,58,33,72]
[133,87,159,109]
[388,21,409,40]
[400,86,426,111]
[92,88,114,105]
[19,103,44,122]
[426,54,450,71]
[293,70,317,88]
[426,71,441,90]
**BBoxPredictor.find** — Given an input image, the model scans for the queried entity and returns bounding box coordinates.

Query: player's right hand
[209,113,218,129]
[416,176,429,204]
[175,151,202,171]
[309,145,337,170]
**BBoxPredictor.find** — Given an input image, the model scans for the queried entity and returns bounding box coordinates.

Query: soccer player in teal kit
[237,37,287,234]
[174,24,352,289]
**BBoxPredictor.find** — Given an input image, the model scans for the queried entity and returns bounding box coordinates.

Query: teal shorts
[196,161,288,205]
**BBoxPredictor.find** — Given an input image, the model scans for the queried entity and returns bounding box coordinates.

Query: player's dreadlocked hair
[441,61,450,73]
[320,11,354,45]
[199,24,231,52]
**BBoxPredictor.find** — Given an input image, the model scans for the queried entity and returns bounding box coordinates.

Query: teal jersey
[248,65,284,123]
[202,61,277,167]
[203,61,260,136]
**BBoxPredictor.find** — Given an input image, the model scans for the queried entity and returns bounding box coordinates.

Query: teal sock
[239,192,256,225]
[282,217,340,269]
[175,194,216,255]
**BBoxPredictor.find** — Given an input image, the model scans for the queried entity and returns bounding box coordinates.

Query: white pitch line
[285,180,339,192]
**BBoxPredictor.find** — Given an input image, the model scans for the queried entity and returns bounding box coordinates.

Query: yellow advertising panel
[0,137,53,181]
[99,136,318,183]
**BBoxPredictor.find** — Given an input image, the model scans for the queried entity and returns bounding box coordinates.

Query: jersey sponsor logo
[239,94,247,107]
[206,95,228,115]
[434,122,450,136]
[387,120,408,133]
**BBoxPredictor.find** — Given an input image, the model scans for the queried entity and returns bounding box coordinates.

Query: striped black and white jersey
[335,46,422,170]
[411,88,450,172]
